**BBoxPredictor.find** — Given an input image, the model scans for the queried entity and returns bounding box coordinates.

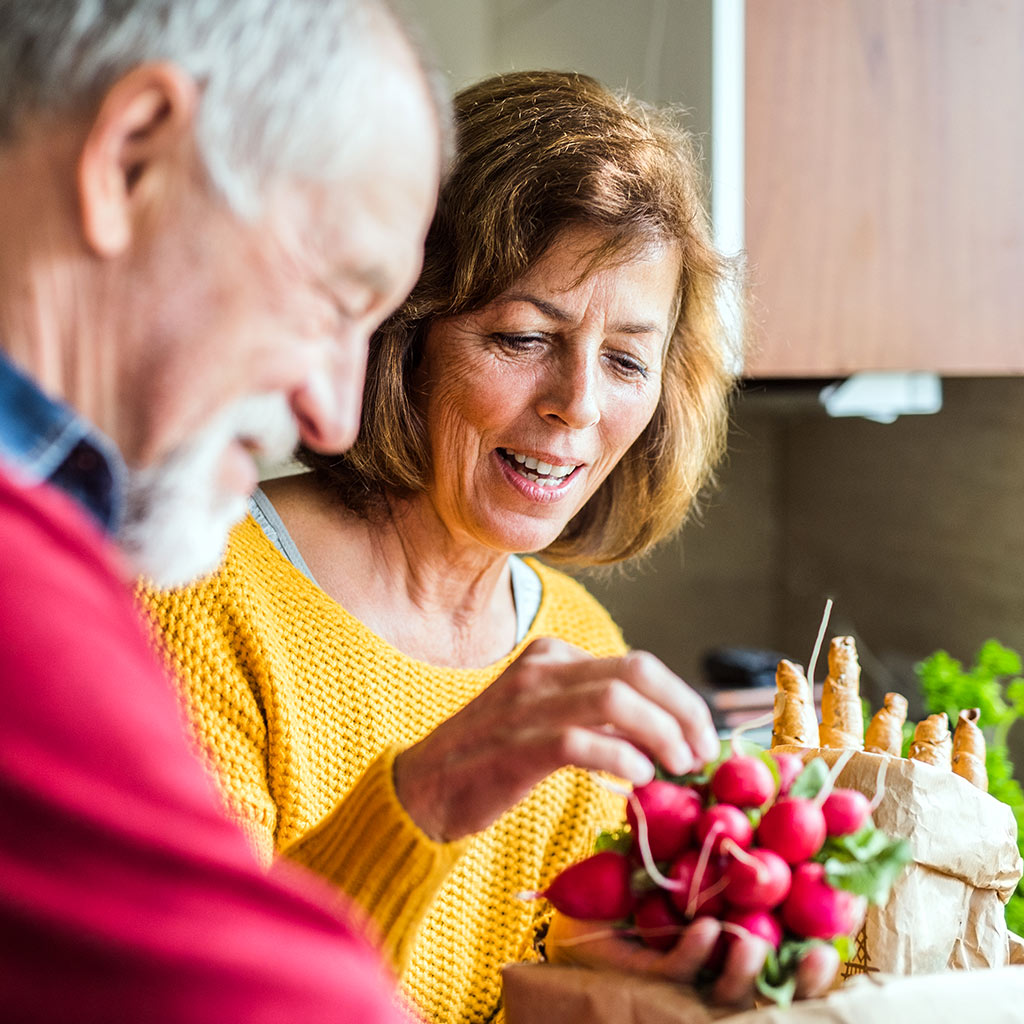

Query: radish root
[868,755,889,813]
[721,836,767,881]
[625,789,684,892]
[687,821,722,918]
[814,747,855,806]
[806,598,834,689]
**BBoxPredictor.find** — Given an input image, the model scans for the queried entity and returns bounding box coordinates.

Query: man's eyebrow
[500,291,666,336]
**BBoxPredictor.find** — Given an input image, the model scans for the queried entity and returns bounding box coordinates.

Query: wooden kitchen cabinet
[743,0,1024,377]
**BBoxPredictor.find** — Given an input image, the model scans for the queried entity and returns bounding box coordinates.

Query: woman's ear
[77,62,199,258]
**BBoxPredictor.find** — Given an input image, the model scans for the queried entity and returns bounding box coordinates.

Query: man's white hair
[0,0,447,216]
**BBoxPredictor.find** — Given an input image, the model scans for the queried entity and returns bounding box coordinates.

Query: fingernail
[625,752,656,786]
[666,745,694,776]
[699,733,721,764]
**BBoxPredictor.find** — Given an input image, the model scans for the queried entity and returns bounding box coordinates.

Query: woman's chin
[484,520,570,558]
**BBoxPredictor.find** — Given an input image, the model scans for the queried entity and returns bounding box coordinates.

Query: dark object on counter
[702,646,789,689]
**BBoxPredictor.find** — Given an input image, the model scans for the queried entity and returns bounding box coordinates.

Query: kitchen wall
[412,2,1024,750]
[416,0,713,138]
[583,378,1024,724]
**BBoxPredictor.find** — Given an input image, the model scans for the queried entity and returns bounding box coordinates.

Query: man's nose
[289,350,367,454]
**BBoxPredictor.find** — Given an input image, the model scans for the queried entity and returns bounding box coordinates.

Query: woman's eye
[608,352,649,379]
[491,332,542,351]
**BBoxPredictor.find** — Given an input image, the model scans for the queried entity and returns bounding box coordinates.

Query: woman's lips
[494,447,580,499]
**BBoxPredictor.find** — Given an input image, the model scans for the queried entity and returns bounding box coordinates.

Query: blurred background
[412,1,1024,748]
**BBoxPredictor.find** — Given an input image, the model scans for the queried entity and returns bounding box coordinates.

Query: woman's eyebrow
[500,292,665,335]
[500,292,573,321]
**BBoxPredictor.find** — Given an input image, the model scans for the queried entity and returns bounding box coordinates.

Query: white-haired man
[0,1,443,1019]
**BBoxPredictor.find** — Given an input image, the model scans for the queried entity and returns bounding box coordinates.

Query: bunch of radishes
[541,746,911,1005]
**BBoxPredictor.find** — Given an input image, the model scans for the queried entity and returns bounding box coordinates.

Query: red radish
[782,862,867,940]
[822,788,871,837]
[757,797,827,864]
[633,891,685,951]
[627,781,703,861]
[723,847,792,911]
[724,907,783,949]
[771,752,805,795]
[543,851,634,920]
[711,755,776,807]
[697,804,753,854]
[667,849,727,917]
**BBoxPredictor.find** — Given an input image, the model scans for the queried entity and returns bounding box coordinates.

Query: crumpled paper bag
[502,963,1024,1024]
[774,746,1022,975]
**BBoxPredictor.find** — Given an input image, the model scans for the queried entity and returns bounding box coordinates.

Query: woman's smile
[494,447,582,498]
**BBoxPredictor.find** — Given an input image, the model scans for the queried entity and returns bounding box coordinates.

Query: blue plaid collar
[0,350,125,534]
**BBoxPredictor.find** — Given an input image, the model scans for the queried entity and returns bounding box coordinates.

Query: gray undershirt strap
[248,487,319,585]
[247,486,543,645]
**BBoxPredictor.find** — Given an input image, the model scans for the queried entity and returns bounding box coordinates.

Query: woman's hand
[544,911,840,1007]
[393,637,720,842]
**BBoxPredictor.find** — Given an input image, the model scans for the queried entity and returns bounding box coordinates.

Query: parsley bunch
[914,640,1024,933]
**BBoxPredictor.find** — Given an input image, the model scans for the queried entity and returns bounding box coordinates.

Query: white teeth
[502,448,578,483]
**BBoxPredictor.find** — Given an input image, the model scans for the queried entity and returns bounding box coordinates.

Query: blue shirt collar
[0,349,125,534]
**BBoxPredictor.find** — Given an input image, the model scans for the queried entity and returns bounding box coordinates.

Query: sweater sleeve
[283,744,469,974]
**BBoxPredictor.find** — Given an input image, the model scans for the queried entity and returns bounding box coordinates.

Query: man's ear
[77,62,199,258]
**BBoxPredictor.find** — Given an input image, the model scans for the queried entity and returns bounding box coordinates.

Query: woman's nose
[537,350,601,429]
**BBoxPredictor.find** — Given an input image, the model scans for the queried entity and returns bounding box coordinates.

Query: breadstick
[771,659,818,748]
[865,692,908,755]
[907,712,952,768]
[818,636,864,750]
[952,707,988,791]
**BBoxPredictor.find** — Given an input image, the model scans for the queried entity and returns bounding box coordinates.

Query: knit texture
[141,515,626,1024]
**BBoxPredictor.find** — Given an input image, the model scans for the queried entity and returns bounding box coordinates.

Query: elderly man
[0,1,442,1020]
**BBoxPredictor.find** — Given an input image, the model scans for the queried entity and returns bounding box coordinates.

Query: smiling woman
[137,71,799,1024]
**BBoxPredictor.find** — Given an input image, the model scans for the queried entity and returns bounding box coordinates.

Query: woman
[143,71,835,1021]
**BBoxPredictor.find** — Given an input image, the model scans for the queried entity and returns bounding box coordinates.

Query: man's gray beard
[118,394,298,589]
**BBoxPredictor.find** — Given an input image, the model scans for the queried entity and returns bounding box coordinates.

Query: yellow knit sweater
[141,514,626,1024]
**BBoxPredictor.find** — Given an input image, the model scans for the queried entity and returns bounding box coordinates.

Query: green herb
[788,757,829,800]
[817,825,913,904]
[755,937,834,1008]
[915,640,1024,933]
[593,826,633,856]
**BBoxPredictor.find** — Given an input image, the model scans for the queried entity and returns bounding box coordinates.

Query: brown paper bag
[774,746,1022,976]
[503,963,1024,1024]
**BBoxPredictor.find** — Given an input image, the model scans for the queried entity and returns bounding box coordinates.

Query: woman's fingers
[516,642,720,776]
[394,638,721,840]
[654,915,721,984]
[615,651,720,767]
[794,941,841,999]
[709,933,770,1006]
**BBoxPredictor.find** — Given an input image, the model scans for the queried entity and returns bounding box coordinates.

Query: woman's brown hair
[299,69,741,566]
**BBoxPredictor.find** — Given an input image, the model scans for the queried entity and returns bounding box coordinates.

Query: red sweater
[0,463,407,1023]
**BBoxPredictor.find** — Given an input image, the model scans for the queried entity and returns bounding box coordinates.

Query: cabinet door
[744,0,1024,377]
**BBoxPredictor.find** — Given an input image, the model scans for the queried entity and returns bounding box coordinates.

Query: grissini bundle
[952,707,988,791]
[865,692,909,755]
[818,636,864,750]
[771,659,819,748]
[907,712,952,768]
